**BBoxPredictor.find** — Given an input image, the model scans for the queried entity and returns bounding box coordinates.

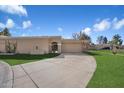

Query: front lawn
[86,50,124,88]
[0,53,59,66]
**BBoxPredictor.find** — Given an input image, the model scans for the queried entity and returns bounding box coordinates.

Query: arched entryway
[51,42,58,53]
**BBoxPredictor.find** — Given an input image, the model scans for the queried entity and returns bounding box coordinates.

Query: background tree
[72,31,91,42]
[118,39,123,45]
[72,32,79,40]
[111,34,123,46]
[72,31,91,50]
[0,27,11,36]
[103,37,108,44]
[97,36,108,44]
[97,36,104,44]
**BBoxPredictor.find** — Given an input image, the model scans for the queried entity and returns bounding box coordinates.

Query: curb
[0,61,13,88]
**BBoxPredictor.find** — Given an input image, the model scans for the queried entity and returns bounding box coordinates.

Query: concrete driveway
[12,53,96,88]
[0,61,13,88]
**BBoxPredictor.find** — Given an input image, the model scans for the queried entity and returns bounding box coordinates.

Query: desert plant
[5,41,17,53]
[112,45,117,55]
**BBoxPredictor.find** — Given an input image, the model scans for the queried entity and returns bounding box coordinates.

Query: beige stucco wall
[0,40,6,52]
[0,36,62,54]
[0,36,88,54]
[16,38,49,54]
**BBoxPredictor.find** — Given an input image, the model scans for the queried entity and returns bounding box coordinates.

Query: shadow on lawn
[0,53,60,60]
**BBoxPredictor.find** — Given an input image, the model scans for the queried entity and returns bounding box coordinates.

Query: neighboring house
[0,36,89,54]
[120,45,124,49]
[95,44,124,50]
[95,44,112,50]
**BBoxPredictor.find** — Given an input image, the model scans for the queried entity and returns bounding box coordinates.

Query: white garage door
[62,43,82,53]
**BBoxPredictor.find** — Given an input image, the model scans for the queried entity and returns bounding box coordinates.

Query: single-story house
[0,36,89,54]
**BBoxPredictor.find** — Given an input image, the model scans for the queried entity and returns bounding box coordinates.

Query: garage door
[62,43,82,53]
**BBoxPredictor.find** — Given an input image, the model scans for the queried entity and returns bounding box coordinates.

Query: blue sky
[0,5,124,44]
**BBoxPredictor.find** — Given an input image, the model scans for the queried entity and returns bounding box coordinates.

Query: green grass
[0,53,59,66]
[86,50,124,88]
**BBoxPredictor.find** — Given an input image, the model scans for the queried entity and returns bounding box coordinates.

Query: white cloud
[82,27,91,35]
[0,22,5,29]
[0,5,27,16]
[0,18,15,29]
[6,19,15,28]
[113,17,118,23]
[57,27,63,32]
[93,19,111,31]
[113,17,124,30]
[23,20,32,29]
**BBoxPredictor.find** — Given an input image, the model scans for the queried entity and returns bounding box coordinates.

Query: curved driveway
[0,61,13,88]
[12,53,96,88]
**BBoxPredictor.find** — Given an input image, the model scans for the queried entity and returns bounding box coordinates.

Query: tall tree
[97,36,108,44]
[103,37,108,44]
[97,36,104,44]
[112,34,123,46]
[72,32,79,40]
[0,28,11,36]
[72,31,91,42]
